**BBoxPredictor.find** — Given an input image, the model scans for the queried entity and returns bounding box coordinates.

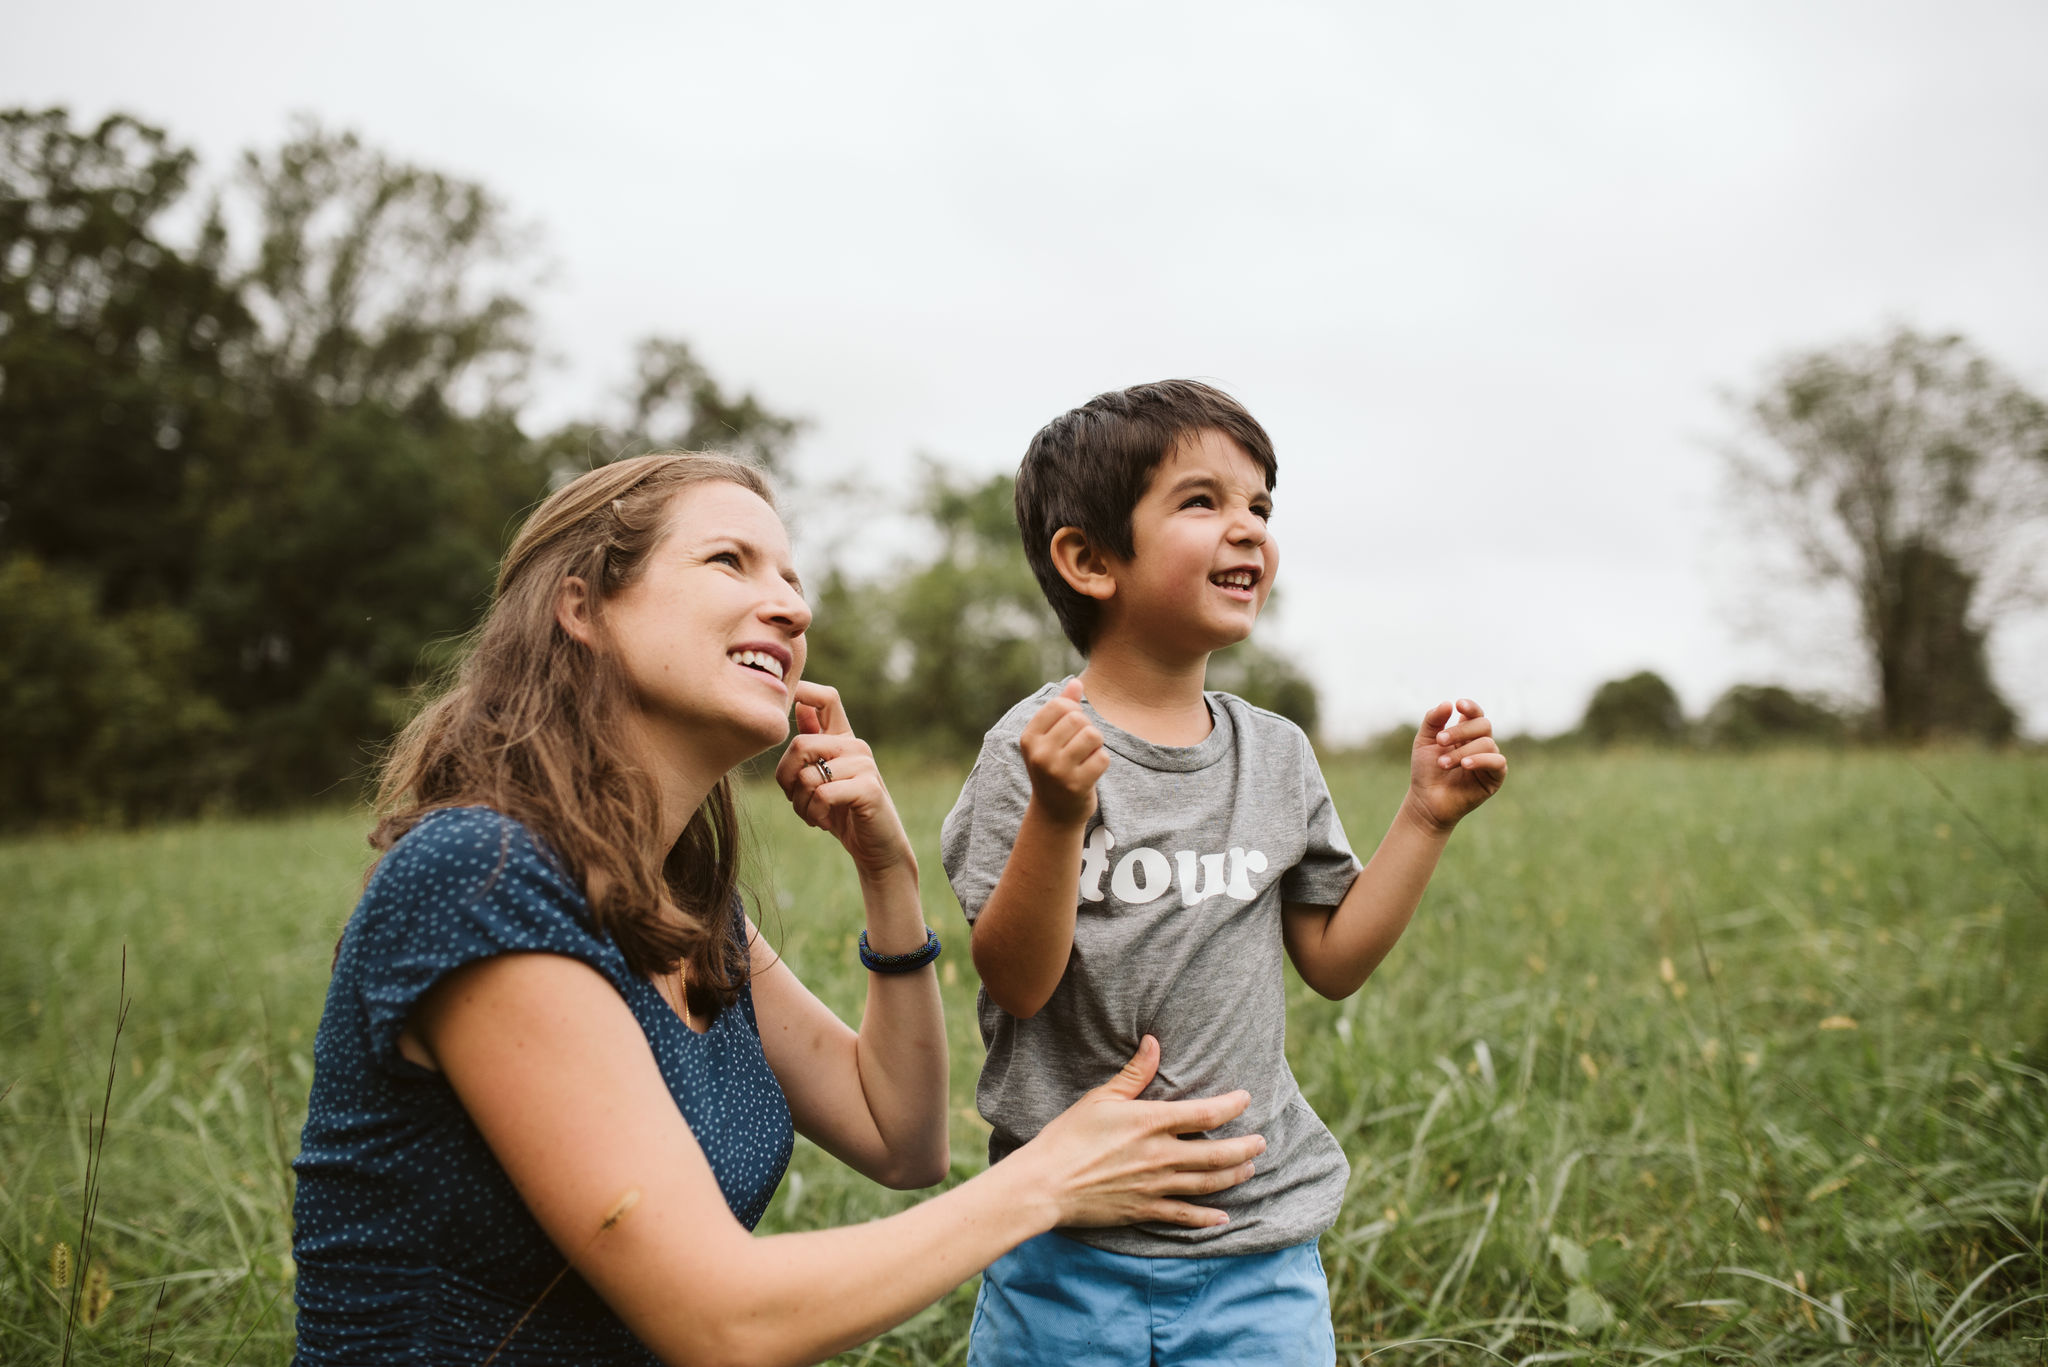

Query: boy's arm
[1283,699,1506,999]
[969,680,1109,1019]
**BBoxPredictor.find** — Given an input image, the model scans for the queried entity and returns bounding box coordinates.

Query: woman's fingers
[1142,1199,1232,1229]
[1163,1158,1260,1197]
[1150,1088,1251,1137]
[775,738,881,827]
[1096,1035,1162,1101]
[775,732,875,793]
[798,757,877,827]
[790,681,853,735]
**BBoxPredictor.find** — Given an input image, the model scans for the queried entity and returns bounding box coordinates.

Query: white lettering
[1227,847,1269,899]
[1078,826,1115,903]
[1111,847,1172,904]
[1175,850,1229,906]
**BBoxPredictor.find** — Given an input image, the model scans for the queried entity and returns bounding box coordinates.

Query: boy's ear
[555,575,599,647]
[1049,527,1117,602]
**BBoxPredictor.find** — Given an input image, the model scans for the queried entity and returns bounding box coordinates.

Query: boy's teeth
[1212,571,1255,589]
[730,649,784,680]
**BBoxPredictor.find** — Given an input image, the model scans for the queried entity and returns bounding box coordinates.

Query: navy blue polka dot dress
[291,807,793,1364]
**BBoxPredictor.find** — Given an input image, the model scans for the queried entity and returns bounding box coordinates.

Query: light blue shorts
[967,1231,1335,1366]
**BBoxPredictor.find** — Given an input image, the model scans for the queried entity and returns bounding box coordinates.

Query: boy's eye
[1180,495,1214,510]
[1253,505,1273,520]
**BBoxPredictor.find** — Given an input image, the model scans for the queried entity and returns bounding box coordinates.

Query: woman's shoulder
[337,806,637,1071]
[376,805,560,877]
[359,805,590,940]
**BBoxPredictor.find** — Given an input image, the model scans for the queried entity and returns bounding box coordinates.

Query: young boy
[940,379,1507,1365]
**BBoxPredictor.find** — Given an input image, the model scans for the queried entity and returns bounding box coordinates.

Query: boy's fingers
[1043,708,1093,750]
[1024,695,1083,740]
[1455,698,1487,720]
[1438,738,1500,768]
[1061,677,1086,704]
[1461,752,1509,774]
[1417,701,1455,737]
[1060,724,1105,765]
[1436,716,1494,747]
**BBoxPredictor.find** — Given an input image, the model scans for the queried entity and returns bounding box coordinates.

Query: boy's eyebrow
[1161,472,1274,502]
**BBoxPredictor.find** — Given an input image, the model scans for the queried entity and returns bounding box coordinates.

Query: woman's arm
[412,951,1258,1367]
[763,681,949,1187]
[748,892,949,1189]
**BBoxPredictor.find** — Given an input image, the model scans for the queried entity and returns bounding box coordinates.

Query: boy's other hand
[1020,678,1109,827]
[1406,698,1507,833]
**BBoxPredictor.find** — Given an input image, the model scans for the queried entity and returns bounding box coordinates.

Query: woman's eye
[709,551,741,568]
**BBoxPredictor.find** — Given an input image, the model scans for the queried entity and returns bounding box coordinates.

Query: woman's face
[602,479,811,758]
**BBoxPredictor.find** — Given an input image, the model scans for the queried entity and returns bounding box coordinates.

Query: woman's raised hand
[775,681,917,879]
[1015,1036,1262,1230]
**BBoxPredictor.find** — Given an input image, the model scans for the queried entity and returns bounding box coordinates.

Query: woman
[290,453,1262,1365]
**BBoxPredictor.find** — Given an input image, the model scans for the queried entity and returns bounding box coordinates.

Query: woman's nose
[767,584,812,634]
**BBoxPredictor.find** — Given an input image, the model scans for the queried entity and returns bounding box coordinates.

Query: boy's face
[1104,428,1277,656]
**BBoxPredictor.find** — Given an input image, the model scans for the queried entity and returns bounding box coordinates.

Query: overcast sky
[10,1,2047,739]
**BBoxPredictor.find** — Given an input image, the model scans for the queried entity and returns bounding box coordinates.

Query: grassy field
[1,749,2043,1364]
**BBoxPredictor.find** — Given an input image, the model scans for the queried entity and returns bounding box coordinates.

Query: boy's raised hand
[1407,698,1507,832]
[1019,678,1109,827]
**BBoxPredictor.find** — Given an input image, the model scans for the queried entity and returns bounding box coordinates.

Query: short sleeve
[940,730,1032,924]
[345,808,634,1074]
[1281,731,1363,907]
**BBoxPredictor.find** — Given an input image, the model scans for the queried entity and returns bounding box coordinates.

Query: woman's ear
[555,575,599,647]
[1049,527,1117,602]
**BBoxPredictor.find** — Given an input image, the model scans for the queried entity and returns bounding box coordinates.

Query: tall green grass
[2,751,2042,1364]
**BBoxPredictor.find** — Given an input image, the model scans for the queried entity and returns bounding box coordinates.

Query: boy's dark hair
[1016,379,1278,654]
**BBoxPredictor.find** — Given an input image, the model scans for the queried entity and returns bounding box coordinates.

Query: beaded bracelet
[858,926,941,973]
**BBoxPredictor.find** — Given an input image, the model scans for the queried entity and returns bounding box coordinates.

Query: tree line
[0,109,1316,827]
[6,111,2041,827]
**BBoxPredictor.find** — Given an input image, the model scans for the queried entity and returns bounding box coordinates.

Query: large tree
[1724,326,2048,742]
[0,109,802,821]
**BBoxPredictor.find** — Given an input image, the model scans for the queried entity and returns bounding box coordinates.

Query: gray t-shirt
[941,681,1363,1257]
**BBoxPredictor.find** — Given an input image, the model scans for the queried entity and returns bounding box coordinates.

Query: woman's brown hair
[370,452,775,1019]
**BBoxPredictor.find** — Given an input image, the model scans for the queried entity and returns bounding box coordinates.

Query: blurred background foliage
[2,108,2039,829]
[0,107,1317,826]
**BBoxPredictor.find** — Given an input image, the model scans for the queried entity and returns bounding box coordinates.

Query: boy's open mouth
[1210,568,1261,593]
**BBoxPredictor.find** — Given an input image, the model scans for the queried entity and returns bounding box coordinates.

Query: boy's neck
[1080,636,1213,747]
